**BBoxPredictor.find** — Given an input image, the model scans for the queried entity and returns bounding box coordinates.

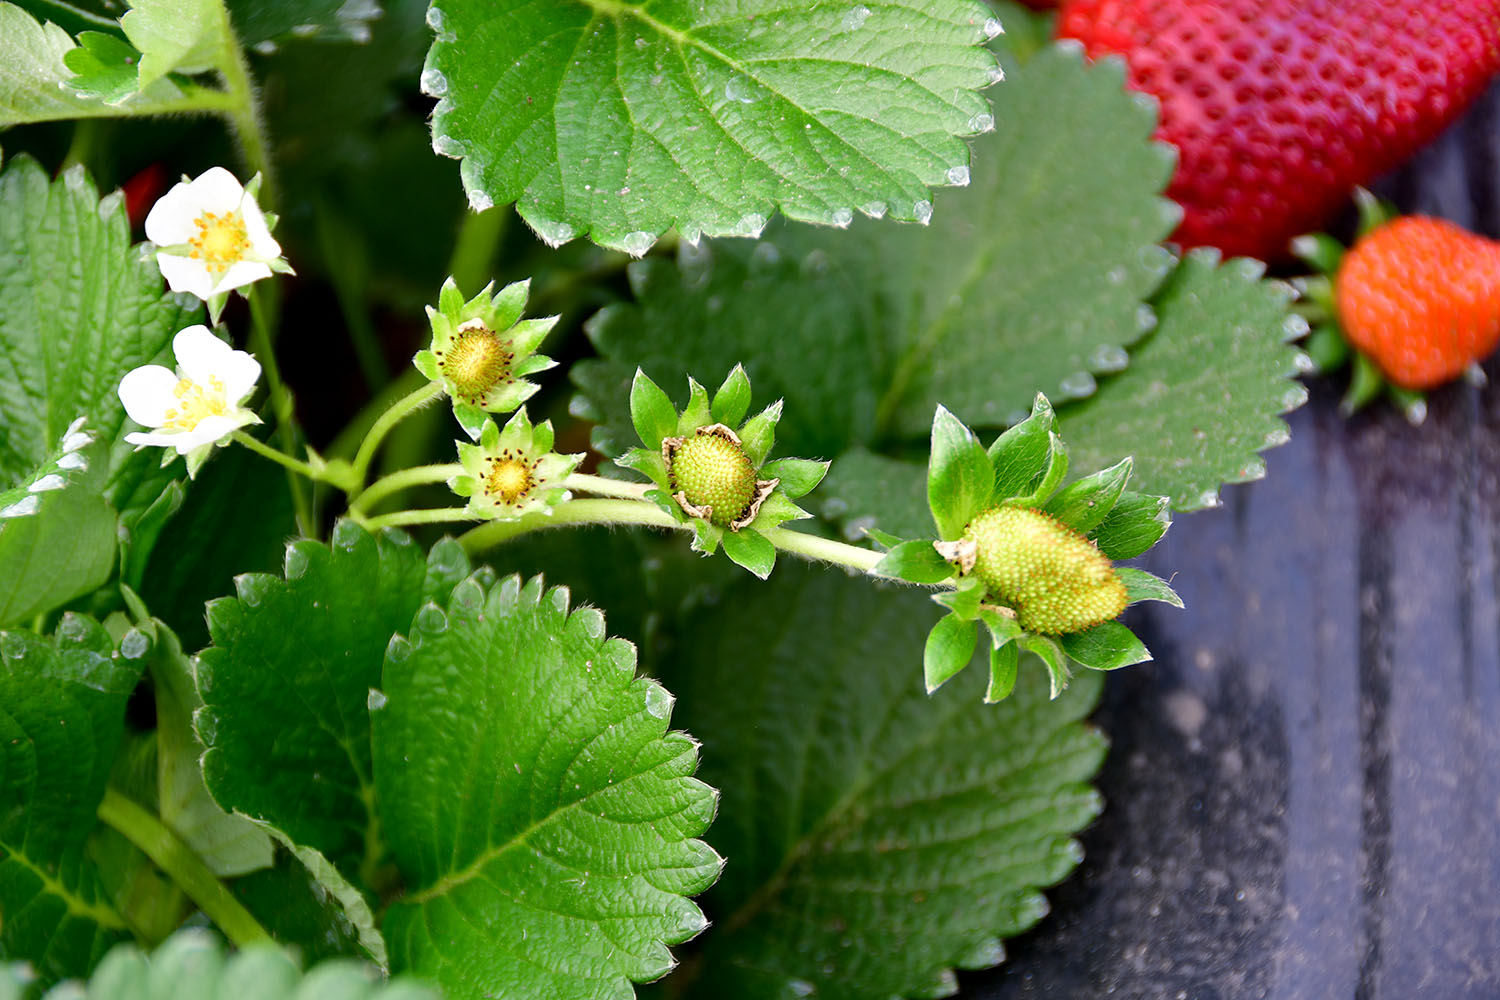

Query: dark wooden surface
[971,82,1500,1000]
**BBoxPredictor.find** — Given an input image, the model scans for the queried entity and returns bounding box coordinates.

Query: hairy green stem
[211,0,275,204]
[96,789,271,948]
[352,382,446,483]
[365,507,485,530]
[230,430,320,479]
[352,463,462,515]
[245,288,313,533]
[563,473,652,500]
[459,497,885,574]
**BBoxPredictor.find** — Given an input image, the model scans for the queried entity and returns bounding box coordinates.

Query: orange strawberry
[1336,217,1500,390]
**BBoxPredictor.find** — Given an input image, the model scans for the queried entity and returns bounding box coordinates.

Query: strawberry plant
[0,1,1322,998]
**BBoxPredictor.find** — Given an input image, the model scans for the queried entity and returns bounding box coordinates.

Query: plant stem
[563,473,652,500]
[352,463,463,515]
[365,507,485,531]
[240,291,312,534]
[230,430,320,478]
[352,382,446,483]
[459,497,885,574]
[96,789,271,948]
[211,0,275,204]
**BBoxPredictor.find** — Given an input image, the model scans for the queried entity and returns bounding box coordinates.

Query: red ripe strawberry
[1056,0,1500,260]
[1335,216,1500,389]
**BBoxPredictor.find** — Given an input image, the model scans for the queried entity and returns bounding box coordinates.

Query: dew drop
[333,519,364,552]
[862,201,887,219]
[987,64,1006,85]
[634,36,648,49]
[425,5,444,31]
[416,603,448,633]
[912,200,933,225]
[842,4,871,30]
[0,496,38,519]
[619,230,656,257]
[28,474,64,493]
[367,688,388,711]
[284,545,311,579]
[1293,351,1317,374]
[467,187,493,212]
[945,165,970,187]
[1089,344,1130,372]
[119,629,149,660]
[386,635,412,664]
[645,682,675,718]
[62,431,92,453]
[982,17,1004,38]
[789,981,816,998]
[831,207,853,227]
[737,212,767,237]
[724,75,761,104]
[419,67,448,97]
[529,217,576,247]
[1135,304,1158,333]
[1283,314,1310,337]
[431,134,466,158]
[195,710,218,746]
[969,112,995,134]
[56,452,86,471]
[1059,371,1097,397]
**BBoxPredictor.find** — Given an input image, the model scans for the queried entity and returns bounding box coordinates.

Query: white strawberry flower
[118,325,262,476]
[144,167,287,301]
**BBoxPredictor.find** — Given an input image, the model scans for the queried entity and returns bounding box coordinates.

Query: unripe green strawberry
[667,427,758,527]
[965,506,1126,634]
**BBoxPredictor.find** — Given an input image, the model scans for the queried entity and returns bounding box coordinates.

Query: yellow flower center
[438,323,513,402]
[162,376,229,431]
[485,452,534,505]
[188,210,251,275]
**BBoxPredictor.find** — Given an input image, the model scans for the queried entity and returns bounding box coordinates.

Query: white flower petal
[187,167,246,209]
[144,179,203,245]
[126,429,183,449]
[219,350,262,404]
[180,413,246,452]
[213,259,273,295]
[118,364,181,427]
[157,252,219,300]
[172,325,234,384]
[240,199,281,258]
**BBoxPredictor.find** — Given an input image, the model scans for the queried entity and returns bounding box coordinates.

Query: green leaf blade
[1058,250,1306,511]
[425,0,1001,247]
[661,566,1107,1000]
[375,575,720,999]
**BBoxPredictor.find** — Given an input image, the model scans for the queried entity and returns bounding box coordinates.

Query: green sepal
[928,406,993,541]
[1059,621,1152,671]
[711,364,753,427]
[923,614,977,693]
[689,518,723,555]
[750,492,810,531]
[1089,490,1171,560]
[412,349,441,381]
[644,488,682,519]
[1116,567,1184,608]
[760,458,828,500]
[874,540,954,585]
[932,574,985,620]
[865,527,905,549]
[615,447,670,491]
[1303,321,1350,373]
[722,527,776,579]
[1011,432,1068,507]
[987,393,1055,502]
[1353,187,1396,237]
[631,369,679,450]
[1386,384,1428,426]
[1341,352,1385,415]
[977,607,1024,649]
[1290,232,1345,274]
[738,399,783,466]
[677,377,712,435]
[453,400,488,441]
[1019,635,1070,699]
[984,643,1019,704]
[1043,456,1132,534]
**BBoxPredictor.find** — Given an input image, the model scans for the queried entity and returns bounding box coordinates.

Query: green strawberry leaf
[0,155,200,523]
[2,927,437,999]
[197,524,471,882]
[120,0,223,88]
[572,43,1178,462]
[1058,250,1308,511]
[0,427,116,627]
[0,615,142,988]
[661,565,1106,1000]
[375,574,721,999]
[423,0,1001,248]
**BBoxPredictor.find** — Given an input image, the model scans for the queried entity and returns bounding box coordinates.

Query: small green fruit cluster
[616,366,829,579]
[874,395,1180,703]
